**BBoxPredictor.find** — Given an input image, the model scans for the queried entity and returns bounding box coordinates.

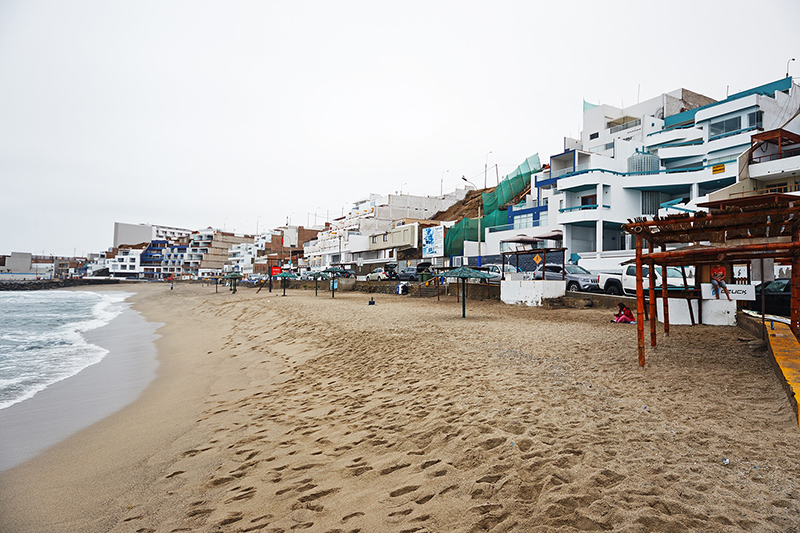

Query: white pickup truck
[598,264,686,296]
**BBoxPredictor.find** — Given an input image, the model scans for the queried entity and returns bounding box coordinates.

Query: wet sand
[1,282,799,532]
[0,292,160,472]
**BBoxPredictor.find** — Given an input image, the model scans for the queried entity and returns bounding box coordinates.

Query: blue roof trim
[663,78,791,129]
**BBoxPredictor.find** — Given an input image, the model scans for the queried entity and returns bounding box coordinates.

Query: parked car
[484,264,520,280]
[598,264,684,295]
[397,267,419,281]
[746,278,790,317]
[367,267,398,281]
[534,263,600,292]
[300,271,329,281]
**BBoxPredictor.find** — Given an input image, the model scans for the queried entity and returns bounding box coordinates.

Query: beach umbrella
[223,272,243,293]
[323,267,347,298]
[437,266,495,318]
[273,272,296,296]
[308,272,329,296]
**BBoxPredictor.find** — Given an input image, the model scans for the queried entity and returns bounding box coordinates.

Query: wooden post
[461,278,467,318]
[793,225,800,335]
[661,246,670,336]
[635,233,646,367]
[681,265,695,326]
[696,264,703,324]
[648,260,657,348]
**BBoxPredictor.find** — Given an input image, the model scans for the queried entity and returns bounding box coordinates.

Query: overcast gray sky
[1,0,798,256]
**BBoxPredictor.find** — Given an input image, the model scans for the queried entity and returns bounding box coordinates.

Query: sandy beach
[1,282,800,532]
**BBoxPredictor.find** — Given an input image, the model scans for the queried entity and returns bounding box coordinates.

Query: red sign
[270,266,281,276]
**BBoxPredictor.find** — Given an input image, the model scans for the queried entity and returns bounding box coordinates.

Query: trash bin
[420,272,431,282]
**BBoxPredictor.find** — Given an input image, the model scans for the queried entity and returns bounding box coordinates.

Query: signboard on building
[712,164,725,174]
[270,266,281,276]
[700,283,755,300]
[422,226,444,258]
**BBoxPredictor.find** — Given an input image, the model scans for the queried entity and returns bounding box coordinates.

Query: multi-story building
[109,245,145,278]
[161,243,188,278]
[139,240,169,279]
[113,222,192,247]
[485,77,800,271]
[303,191,466,273]
[184,229,254,279]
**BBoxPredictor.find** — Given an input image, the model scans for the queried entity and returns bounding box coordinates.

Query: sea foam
[0,290,133,410]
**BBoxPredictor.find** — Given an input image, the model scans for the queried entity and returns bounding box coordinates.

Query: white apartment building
[109,247,143,277]
[225,242,261,276]
[303,191,466,272]
[113,222,192,248]
[485,77,800,271]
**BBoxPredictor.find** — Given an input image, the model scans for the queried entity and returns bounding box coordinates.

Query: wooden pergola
[622,195,800,367]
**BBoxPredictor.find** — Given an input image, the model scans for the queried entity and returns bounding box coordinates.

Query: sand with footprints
[2,282,800,531]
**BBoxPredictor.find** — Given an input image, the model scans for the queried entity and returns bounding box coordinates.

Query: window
[709,116,741,137]
[641,191,661,215]
[581,194,597,207]
[382,235,388,242]
[748,110,763,129]
[589,132,599,140]
[371,236,377,243]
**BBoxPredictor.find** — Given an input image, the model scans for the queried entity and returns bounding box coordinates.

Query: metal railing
[550,163,590,179]
[558,204,611,213]
[729,183,800,198]
[750,146,800,164]
[488,219,542,234]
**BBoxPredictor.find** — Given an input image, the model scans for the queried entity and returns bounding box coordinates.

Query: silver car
[534,263,599,292]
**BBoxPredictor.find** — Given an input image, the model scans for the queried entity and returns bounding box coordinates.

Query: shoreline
[0,289,160,472]
[2,283,800,531]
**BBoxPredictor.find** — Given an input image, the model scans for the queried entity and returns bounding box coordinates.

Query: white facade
[486,78,800,272]
[113,222,192,248]
[225,242,260,275]
[304,191,466,271]
[109,248,143,277]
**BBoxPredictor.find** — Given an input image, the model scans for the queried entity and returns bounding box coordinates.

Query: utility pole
[462,177,482,267]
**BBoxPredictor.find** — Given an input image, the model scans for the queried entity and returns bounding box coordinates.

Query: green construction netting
[482,154,540,215]
[444,209,508,256]
[444,153,541,256]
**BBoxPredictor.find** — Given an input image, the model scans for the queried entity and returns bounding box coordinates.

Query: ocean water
[0,290,133,410]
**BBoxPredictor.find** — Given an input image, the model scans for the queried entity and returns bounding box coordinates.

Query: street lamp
[484,151,492,188]
[788,58,796,78]
[462,176,482,266]
[441,170,449,197]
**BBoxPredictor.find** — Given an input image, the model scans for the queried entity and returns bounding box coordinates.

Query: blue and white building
[487,77,800,271]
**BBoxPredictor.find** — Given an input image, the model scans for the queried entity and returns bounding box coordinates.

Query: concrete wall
[7,252,32,273]
[501,280,565,307]
[656,298,737,326]
[114,222,154,247]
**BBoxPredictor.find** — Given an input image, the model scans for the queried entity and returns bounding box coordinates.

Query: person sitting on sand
[710,263,731,301]
[612,302,635,323]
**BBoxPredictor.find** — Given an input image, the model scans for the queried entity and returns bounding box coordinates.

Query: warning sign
[533,253,543,265]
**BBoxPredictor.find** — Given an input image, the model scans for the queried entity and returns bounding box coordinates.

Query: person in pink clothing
[613,302,635,323]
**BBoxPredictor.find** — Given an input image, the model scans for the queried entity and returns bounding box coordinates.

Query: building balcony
[557,204,611,225]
